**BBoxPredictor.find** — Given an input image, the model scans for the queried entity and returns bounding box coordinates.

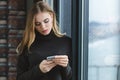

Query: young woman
[16,1,72,80]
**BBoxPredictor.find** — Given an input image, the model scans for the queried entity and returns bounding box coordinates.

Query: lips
[42,29,48,33]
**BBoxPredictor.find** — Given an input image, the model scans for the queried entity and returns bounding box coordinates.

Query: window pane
[88,0,120,80]
[58,0,72,37]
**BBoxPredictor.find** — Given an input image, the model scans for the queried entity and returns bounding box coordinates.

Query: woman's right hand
[39,60,56,73]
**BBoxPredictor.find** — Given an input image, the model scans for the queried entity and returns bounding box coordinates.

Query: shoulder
[18,47,29,57]
[62,35,72,41]
[59,35,72,45]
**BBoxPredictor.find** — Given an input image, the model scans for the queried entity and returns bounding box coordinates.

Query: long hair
[16,1,64,54]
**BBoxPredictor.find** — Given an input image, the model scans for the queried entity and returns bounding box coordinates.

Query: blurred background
[88,0,120,80]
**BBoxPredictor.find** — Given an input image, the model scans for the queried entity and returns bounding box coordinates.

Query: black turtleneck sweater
[16,31,72,80]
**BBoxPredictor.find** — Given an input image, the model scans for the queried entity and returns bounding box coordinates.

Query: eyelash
[35,19,49,26]
[44,19,49,23]
[35,22,41,26]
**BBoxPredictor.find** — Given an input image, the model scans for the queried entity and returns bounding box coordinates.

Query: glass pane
[88,0,120,80]
[58,0,72,37]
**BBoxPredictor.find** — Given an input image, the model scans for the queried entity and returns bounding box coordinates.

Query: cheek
[35,27,41,32]
[35,27,38,30]
[48,20,53,27]
[47,23,53,29]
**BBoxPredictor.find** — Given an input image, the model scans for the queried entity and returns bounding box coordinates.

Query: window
[88,0,120,80]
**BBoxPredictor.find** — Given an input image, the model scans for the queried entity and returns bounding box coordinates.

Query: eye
[35,22,41,26]
[44,18,49,23]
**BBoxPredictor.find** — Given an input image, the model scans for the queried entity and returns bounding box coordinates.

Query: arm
[53,55,72,80]
[60,63,72,80]
[60,38,72,80]
[60,52,72,80]
[16,52,45,80]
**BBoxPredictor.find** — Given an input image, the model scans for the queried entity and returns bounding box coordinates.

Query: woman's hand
[53,55,69,67]
[39,60,56,73]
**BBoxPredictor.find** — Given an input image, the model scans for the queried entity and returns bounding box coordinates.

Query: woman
[16,1,72,80]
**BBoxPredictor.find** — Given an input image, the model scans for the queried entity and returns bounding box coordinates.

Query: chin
[42,32,50,36]
[42,33,49,35]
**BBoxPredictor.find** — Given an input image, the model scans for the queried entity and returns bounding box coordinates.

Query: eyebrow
[44,18,49,22]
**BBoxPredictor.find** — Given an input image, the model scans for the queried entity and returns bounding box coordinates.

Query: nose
[40,23,46,29]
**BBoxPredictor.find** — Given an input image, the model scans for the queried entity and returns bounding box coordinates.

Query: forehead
[35,12,51,21]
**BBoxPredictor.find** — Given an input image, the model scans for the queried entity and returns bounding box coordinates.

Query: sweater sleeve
[61,37,72,80]
[60,64,72,80]
[16,53,45,80]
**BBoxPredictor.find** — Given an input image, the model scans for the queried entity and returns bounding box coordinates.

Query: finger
[55,55,68,59]
[44,60,54,64]
[54,58,69,63]
[54,60,68,65]
[48,63,56,67]
[45,60,56,66]
[42,63,55,70]
[57,63,68,67]
[46,63,56,72]
[54,58,68,63]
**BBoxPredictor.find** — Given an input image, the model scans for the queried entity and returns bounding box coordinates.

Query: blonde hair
[16,1,64,54]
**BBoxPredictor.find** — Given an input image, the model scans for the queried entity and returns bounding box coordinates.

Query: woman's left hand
[53,55,69,67]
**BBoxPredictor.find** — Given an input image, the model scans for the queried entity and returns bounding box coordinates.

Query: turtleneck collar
[35,30,57,41]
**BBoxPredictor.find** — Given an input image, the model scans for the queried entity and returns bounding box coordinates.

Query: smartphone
[46,56,55,60]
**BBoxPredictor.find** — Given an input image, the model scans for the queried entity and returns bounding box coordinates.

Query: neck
[35,30,57,40]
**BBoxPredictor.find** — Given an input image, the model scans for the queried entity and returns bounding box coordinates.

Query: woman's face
[35,12,53,35]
